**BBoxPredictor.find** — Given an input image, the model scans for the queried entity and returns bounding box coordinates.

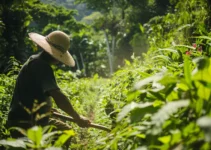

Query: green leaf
[166,90,179,101]
[173,45,196,50]
[130,105,158,123]
[197,116,211,142]
[35,112,51,122]
[184,56,192,87]
[9,127,27,136]
[127,90,142,102]
[54,130,75,147]
[152,100,190,126]
[158,135,171,144]
[195,98,203,116]
[177,24,192,31]
[0,86,5,92]
[198,81,211,89]
[152,55,171,62]
[192,58,211,100]
[138,71,151,78]
[177,83,189,91]
[157,48,179,55]
[124,59,131,66]
[136,146,147,150]
[136,134,146,139]
[24,20,31,27]
[192,36,211,41]
[197,116,211,129]
[27,126,42,147]
[149,91,165,101]
[42,125,55,134]
[193,57,210,70]
[0,139,26,148]
[117,102,153,122]
[45,147,63,150]
[139,24,145,33]
[153,100,164,107]
[171,130,181,145]
[159,75,177,85]
[164,84,177,98]
[32,101,47,113]
[134,72,164,90]
[42,131,61,146]
[183,123,198,137]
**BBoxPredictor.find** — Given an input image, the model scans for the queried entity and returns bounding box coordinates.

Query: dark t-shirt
[7,54,59,125]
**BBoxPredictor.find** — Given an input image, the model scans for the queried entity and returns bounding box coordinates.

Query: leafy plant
[0,126,75,150]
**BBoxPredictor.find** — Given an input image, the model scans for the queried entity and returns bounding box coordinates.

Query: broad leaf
[9,127,27,136]
[134,72,164,90]
[197,116,211,142]
[54,130,75,147]
[158,135,171,144]
[152,100,189,126]
[42,131,61,146]
[183,123,198,137]
[117,102,153,122]
[192,58,211,100]
[0,139,26,148]
[27,126,42,147]
[197,116,211,129]
[130,105,158,123]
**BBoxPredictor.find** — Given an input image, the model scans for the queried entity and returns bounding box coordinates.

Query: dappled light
[0,0,211,150]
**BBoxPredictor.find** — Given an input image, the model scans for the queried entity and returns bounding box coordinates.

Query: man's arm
[48,89,90,127]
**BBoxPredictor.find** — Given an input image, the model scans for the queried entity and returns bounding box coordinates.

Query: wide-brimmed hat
[29,31,75,67]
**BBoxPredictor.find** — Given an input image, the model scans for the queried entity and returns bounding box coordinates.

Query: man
[7,30,90,138]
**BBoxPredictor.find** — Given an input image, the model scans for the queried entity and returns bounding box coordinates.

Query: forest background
[1,0,211,150]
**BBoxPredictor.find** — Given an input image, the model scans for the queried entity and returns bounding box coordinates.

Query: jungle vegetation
[0,0,211,149]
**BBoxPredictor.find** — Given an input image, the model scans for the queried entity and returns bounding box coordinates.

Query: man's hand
[49,90,91,127]
[75,116,91,128]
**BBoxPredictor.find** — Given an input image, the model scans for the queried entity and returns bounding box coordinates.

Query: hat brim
[29,33,75,67]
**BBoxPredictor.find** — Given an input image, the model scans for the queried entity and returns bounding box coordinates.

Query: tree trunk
[79,52,86,76]
[73,55,80,70]
[104,30,113,76]
[111,35,115,70]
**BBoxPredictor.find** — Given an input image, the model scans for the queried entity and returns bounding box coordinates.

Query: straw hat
[29,31,75,67]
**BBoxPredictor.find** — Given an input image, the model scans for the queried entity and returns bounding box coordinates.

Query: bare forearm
[49,90,80,119]
[49,89,90,128]
[56,96,80,119]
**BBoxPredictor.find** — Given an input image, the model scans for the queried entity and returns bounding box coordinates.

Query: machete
[52,111,111,132]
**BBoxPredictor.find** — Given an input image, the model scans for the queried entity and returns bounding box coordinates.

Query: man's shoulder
[29,54,51,69]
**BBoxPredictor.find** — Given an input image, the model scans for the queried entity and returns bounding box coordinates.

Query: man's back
[8,54,59,126]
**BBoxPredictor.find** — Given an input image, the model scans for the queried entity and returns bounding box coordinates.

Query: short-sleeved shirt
[7,54,59,125]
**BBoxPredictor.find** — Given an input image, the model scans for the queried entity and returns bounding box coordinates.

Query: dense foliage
[1,0,211,150]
